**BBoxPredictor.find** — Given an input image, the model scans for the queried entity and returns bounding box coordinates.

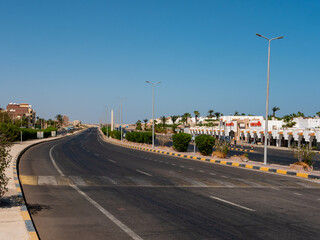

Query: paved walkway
[0,130,82,240]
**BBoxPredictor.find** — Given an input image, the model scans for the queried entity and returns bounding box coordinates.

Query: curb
[99,132,320,181]
[13,143,41,240]
[230,147,254,153]
[13,130,85,240]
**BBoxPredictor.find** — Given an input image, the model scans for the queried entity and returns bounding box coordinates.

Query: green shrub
[110,130,121,140]
[101,126,111,136]
[195,135,215,156]
[125,131,153,144]
[172,133,191,152]
[0,123,19,141]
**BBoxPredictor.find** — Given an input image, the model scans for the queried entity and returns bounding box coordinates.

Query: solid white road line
[210,196,255,212]
[49,145,65,176]
[136,170,152,177]
[50,142,144,240]
[70,184,144,240]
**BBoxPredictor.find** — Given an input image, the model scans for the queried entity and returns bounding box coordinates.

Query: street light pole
[118,98,126,141]
[106,107,109,138]
[146,81,161,149]
[256,33,284,165]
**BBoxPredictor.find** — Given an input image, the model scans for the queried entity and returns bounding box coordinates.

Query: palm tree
[194,111,200,125]
[234,111,239,116]
[207,110,214,118]
[316,112,320,117]
[170,115,179,125]
[214,112,221,120]
[297,111,305,118]
[55,114,64,127]
[160,116,167,128]
[143,119,148,129]
[272,106,280,117]
[182,112,191,126]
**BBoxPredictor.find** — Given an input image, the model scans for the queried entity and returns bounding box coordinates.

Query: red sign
[226,122,234,126]
[250,121,261,127]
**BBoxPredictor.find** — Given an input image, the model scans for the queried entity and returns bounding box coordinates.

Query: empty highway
[19,128,320,239]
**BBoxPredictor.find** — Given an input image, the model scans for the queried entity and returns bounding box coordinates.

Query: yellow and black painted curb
[100,132,320,181]
[13,150,39,240]
[229,147,254,153]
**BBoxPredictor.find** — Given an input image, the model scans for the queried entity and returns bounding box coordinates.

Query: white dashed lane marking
[210,196,255,212]
[136,170,152,177]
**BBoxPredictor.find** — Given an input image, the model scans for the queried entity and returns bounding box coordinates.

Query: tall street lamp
[106,107,109,138]
[146,81,161,149]
[118,98,126,141]
[256,33,284,165]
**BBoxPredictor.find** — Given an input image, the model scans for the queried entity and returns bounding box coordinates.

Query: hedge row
[0,123,57,141]
[125,131,153,144]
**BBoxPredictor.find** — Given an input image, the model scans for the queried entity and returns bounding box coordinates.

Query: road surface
[19,128,320,239]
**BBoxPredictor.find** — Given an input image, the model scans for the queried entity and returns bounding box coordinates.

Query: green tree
[207,110,214,118]
[135,120,142,130]
[160,116,167,128]
[170,115,179,133]
[214,112,221,120]
[182,112,191,126]
[297,111,305,118]
[272,106,280,117]
[143,119,148,129]
[170,115,179,124]
[0,124,16,197]
[55,114,64,127]
[194,111,200,125]
[316,112,320,117]
[234,111,240,116]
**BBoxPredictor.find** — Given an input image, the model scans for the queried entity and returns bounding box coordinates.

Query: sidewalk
[0,130,83,240]
[99,130,320,181]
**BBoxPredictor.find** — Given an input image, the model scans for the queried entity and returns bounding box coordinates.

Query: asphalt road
[19,128,320,240]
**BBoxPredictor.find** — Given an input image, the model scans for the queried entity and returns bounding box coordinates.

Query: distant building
[62,115,69,127]
[189,115,320,150]
[6,103,36,128]
[72,120,81,126]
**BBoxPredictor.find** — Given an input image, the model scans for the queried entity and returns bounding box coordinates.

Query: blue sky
[0,0,319,123]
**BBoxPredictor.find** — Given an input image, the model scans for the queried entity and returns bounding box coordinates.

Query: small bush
[172,133,191,152]
[157,135,170,147]
[293,146,315,166]
[213,140,230,158]
[195,135,215,156]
